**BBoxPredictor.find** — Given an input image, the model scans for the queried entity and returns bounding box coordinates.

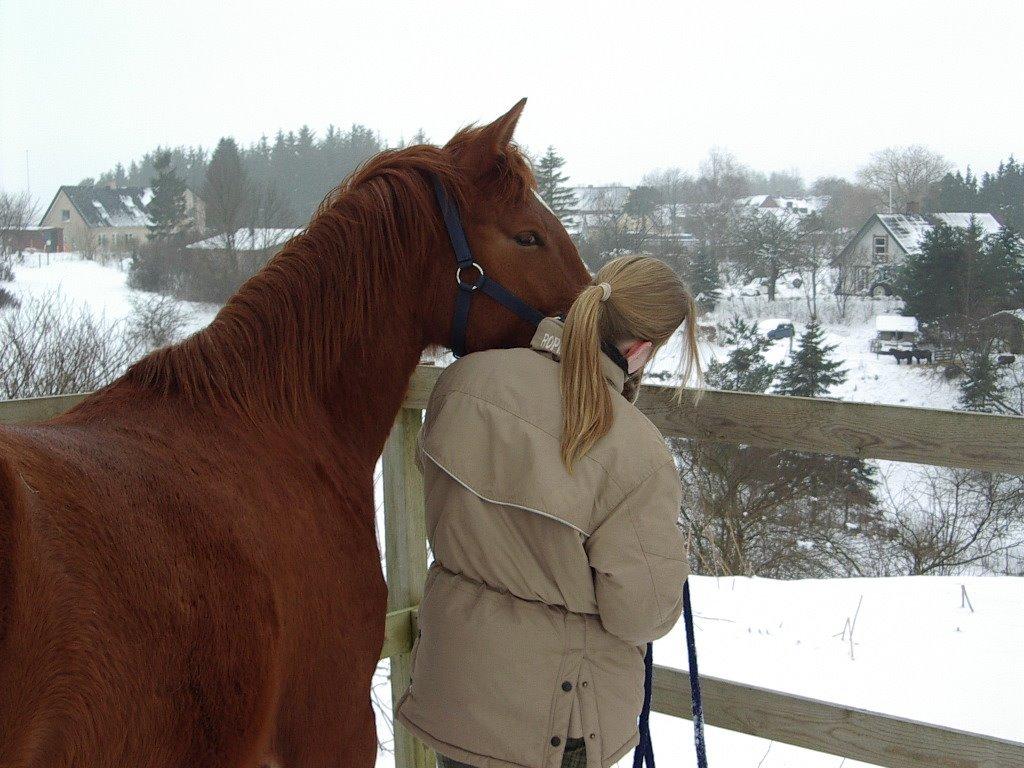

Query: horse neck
[119,191,449,469]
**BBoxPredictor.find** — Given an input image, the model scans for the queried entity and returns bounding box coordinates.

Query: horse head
[422,99,591,354]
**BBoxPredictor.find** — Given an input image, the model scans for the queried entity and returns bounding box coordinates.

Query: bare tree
[0,190,41,265]
[875,466,1024,575]
[856,145,951,213]
[731,209,802,301]
[0,291,190,399]
[698,148,753,203]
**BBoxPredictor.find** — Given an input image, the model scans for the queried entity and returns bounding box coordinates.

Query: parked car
[758,318,795,341]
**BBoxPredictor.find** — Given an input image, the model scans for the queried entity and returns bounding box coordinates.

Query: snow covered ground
[4,254,1020,766]
[7,252,218,335]
[370,516,1024,768]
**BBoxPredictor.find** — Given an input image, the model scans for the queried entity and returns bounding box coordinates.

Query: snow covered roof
[60,185,153,228]
[929,212,1003,236]
[874,314,918,333]
[734,194,830,215]
[875,212,1005,256]
[186,227,302,252]
[875,214,932,254]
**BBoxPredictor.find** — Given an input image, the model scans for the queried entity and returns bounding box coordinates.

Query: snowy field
[371,573,1024,768]
[4,254,1021,766]
[7,252,218,336]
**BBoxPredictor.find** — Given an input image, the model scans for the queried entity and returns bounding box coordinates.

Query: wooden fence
[3,366,1023,768]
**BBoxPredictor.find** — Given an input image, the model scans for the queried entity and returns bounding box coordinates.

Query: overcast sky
[2,0,1022,209]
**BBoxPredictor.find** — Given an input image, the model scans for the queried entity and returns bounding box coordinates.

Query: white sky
[2,0,1022,210]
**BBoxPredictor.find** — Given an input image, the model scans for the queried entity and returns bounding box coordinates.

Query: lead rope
[632,579,707,768]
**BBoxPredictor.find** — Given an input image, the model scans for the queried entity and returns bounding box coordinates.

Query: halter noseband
[432,175,544,358]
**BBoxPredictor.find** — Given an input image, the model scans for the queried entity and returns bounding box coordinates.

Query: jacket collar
[530,317,628,394]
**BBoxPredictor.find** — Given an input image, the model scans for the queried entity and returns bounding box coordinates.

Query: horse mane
[122,126,536,422]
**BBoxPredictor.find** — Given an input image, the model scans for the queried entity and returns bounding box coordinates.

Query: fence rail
[3,366,1023,768]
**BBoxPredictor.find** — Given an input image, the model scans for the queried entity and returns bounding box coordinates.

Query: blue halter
[431,174,707,767]
[431,175,544,357]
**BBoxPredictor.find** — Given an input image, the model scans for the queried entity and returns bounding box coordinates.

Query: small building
[837,212,1004,296]
[186,227,302,271]
[38,183,205,254]
[870,314,919,354]
[0,226,64,253]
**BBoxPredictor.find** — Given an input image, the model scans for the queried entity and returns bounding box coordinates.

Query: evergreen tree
[204,138,250,253]
[958,343,1005,413]
[706,317,780,393]
[897,220,1024,343]
[146,151,189,242]
[689,244,721,312]
[774,318,846,398]
[534,146,578,224]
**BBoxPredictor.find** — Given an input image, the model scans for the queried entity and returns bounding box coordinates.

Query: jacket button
[589,733,596,739]
[550,736,561,747]
[561,681,572,692]
[581,680,588,687]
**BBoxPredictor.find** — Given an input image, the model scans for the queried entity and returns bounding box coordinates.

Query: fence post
[383,407,434,768]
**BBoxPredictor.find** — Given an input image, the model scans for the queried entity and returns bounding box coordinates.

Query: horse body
[0,101,589,767]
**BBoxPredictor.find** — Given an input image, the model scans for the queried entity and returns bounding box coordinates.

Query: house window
[61,209,71,222]
[873,235,888,261]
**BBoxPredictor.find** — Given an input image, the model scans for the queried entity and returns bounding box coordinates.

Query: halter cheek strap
[432,175,544,358]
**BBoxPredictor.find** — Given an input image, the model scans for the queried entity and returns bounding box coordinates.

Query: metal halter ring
[456,262,485,291]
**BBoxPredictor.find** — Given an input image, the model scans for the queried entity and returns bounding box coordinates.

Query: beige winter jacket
[394,317,689,768]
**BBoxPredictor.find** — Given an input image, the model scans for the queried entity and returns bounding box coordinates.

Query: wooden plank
[0,392,88,425]
[4,367,1022,474]
[652,664,1024,768]
[382,409,434,768]
[635,384,1024,475]
[379,606,417,661]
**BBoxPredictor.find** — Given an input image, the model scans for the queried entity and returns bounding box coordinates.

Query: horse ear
[480,98,527,154]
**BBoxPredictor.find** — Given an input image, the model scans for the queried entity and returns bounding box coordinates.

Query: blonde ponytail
[560,284,613,472]
[559,255,705,472]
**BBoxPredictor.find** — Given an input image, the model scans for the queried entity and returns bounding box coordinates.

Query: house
[836,212,1004,295]
[565,185,632,239]
[38,183,205,253]
[734,194,830,218]
[566,185,698,256]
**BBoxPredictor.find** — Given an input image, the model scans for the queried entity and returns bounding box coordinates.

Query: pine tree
[958,344,1005,413]
[204,138,250,253]
[146,151,189,242]
[775,318,846,398]
[706,317,780,393]
[690,244,721,312]
[534,146,578,224]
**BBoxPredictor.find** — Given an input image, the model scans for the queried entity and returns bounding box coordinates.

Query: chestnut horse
[0,100,590,767]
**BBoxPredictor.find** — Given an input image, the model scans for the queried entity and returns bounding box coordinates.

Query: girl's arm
[584,460,689,646]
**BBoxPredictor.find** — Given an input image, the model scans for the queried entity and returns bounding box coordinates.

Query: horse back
[0,420,284,767]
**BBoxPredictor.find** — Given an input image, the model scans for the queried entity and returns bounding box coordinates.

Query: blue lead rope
[633,579,707,768]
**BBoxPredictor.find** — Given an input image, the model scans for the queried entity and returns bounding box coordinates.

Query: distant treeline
[98,124,390,224]
[925,158,1024,231]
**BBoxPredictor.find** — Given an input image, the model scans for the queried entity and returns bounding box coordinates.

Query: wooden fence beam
[652,664,1024,768]
[635,385,1024,475]
[382,409,434,768]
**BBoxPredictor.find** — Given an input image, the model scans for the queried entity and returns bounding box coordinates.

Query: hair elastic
[597,282,612,302]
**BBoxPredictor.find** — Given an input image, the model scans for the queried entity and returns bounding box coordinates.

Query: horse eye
[514,232,542,247]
